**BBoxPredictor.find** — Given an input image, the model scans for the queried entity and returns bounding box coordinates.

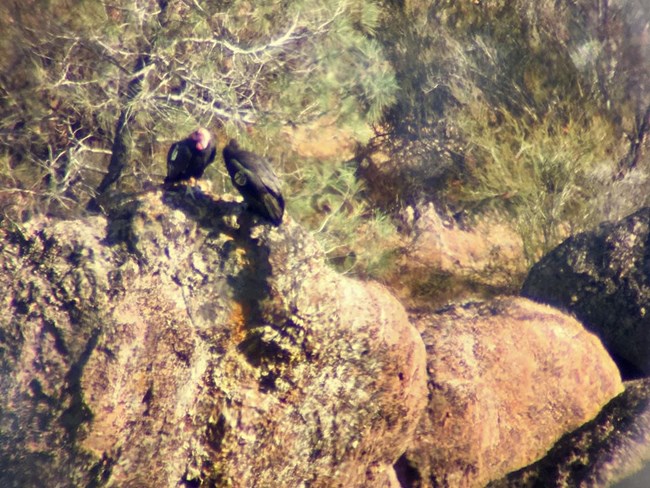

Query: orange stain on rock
[228,300,249,344]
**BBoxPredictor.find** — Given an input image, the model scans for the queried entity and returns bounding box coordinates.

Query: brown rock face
[489,378,650,488]
[396,204,526,309]
[0,189,427,487]
[402,297,624,488]
[410,205,525,286]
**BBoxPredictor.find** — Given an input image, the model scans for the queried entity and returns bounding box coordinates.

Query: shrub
[286,158,401,278]
[454,103,624,262]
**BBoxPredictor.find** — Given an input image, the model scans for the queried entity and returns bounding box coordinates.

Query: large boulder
[399,297,623,488]
[489,378,650,488]
[522,207,650,378]
[0,188,428,487]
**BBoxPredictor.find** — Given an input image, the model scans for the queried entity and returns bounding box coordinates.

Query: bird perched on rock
[165,127,217,185]
[223,139,284,226]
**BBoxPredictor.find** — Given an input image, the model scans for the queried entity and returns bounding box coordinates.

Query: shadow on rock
[160,185,291,389]
[160,186,241,232]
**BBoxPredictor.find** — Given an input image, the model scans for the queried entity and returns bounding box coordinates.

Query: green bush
[455,103,623,262]
[286,158,400,278]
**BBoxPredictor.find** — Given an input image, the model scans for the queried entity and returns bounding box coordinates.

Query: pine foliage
[286,158,400,278]
[0,0,397,216]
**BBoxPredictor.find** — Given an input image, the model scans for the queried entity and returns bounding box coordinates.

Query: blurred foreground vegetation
[374,0,649,262]
[1,0,649,278]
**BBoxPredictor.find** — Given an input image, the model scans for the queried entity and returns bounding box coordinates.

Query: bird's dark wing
[184,141,217,180]
[259,192,284,226]
[165,141,192,183]
[236,150,283,198]
[207,144,217,165]
[198,144,217,175]
[225,153,284,225]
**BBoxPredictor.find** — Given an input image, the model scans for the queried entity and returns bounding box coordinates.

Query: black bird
[165,127,217,185]
[223,139,284,226]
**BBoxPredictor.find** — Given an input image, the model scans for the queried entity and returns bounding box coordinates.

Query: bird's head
[191,127,211,151]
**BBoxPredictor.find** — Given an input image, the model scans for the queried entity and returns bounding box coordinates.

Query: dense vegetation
[1,0,648,276]
[374,0,650,261]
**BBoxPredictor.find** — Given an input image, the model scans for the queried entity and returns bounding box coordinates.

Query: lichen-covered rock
[522,207,650,378]
[0,188,427,487]
[489,378,650,488]
[400,297,623,488]
[411,205,525,286]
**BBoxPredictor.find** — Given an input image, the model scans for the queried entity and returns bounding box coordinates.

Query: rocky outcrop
[283,115,357,160]
[394,204,526,309]
[489,378,650,488]
[399,297,623,488]
[522,207,650,378]
[0,188,427,487]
